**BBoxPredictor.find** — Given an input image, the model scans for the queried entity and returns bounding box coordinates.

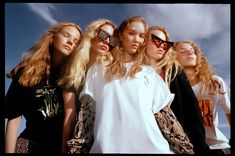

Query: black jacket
[168,69,210,154]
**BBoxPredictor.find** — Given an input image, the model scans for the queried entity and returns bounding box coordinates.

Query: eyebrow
[60,30,80,41]
[126,28,145,36]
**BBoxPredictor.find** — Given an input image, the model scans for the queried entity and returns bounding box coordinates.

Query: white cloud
[131,4,230,86]
[26,3,58,25]
[132,4,230,40]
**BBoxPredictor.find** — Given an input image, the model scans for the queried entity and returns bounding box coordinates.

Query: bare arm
[226,114,230,126]
[5,116,22,153]
[62,91,76,153]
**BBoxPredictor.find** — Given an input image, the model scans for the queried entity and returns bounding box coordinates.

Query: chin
[62,51,72,57]
[96,51,107,55]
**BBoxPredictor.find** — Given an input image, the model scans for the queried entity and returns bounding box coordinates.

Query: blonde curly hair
[174,40,224,96]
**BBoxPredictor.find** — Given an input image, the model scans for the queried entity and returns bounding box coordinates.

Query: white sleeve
[215,75,230,114]
[79,65,96,100]
[151,71,174,114]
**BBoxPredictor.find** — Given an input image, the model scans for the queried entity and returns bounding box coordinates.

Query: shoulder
[87,63,103,75]
[141,65,157,75]
[213,75,227,85]
[213,75,224,81]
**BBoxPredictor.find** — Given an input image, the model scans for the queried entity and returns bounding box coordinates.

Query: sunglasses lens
[98,29,117,48]
[109,37,117,47]
[97,29,109,41]
[151,34,162,47]
[163,43,169,50]
[164,42,174,50]
[151,34,174,50]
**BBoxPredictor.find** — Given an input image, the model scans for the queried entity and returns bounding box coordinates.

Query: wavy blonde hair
[143,25,180,86]
[7,22,82,87]
[105,16,148,81]
[58,19,116,90]
[174,40,224,96]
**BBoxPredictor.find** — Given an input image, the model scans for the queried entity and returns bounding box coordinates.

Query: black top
[168,69,210,154]
[5,69,64,154]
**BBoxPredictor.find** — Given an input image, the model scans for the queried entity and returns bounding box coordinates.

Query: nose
[67,37,73,46]
[104,37,110,44]
[187,50,194,55]
[67,39,73,45]
[159,42,165,49]
[134,35,142,43]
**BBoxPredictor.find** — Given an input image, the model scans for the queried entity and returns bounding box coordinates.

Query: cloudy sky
[5,3,230,138]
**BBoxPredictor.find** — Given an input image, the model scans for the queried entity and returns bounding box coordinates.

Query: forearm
[226,114,230,125]
[5,116,22,153]
[62,91,76,153]
[62,110,76,153]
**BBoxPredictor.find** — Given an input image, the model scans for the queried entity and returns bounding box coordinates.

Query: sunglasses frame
[97,29,117,48]
[151,34,174,50]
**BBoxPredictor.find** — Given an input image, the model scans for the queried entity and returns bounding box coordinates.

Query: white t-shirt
[192,75,230,149]
[80,62,175,153]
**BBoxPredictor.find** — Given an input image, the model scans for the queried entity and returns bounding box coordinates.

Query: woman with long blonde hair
[60,18,116,153]
[5,22,83,154]
[175,40,231,154]
[143,26,209,154]
[79,16,175,153]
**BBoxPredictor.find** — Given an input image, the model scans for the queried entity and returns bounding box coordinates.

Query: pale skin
[175,42,230,125]
[62,91,76,153]
[62,24,115,153]
[53,26,82,153]
[5,116,22,153]
[120,21,145,62]
[87,24,115,70]
[5,25,81,153]
[145,29,168,73]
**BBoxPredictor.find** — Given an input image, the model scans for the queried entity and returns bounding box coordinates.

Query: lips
[187,56,194,60]
[100,45,109,51]
[131,44,138,49]
[156,50,164,55]
[63,45,71,51]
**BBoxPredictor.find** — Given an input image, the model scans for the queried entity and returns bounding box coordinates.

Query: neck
[87,51,97,70]
[183,68,199,86]
[144,56,161,72]
[52,51,66,68]
[123,51,135,63]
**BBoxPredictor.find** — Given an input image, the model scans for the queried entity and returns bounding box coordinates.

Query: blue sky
[5,3,230,139]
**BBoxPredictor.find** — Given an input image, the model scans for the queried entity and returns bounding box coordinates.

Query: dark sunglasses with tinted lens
[151,34,174,50]
[97,29,117,48]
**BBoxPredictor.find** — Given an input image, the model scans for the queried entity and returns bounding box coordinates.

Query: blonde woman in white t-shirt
[174,40,231,154]
[80,16,175,153]
[58,19,117,153]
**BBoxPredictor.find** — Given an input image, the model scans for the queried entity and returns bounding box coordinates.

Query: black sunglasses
[151,34,174,50]
[97,29,117,48]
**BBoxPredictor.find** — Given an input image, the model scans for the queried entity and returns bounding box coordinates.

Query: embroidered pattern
[155,106,194,154]
[15,138,29,153]
[67,94,96,153]
[35,86,62,120]
[15,138,45,153]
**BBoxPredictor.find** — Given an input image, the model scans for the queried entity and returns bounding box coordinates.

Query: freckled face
[52,26,81,56]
